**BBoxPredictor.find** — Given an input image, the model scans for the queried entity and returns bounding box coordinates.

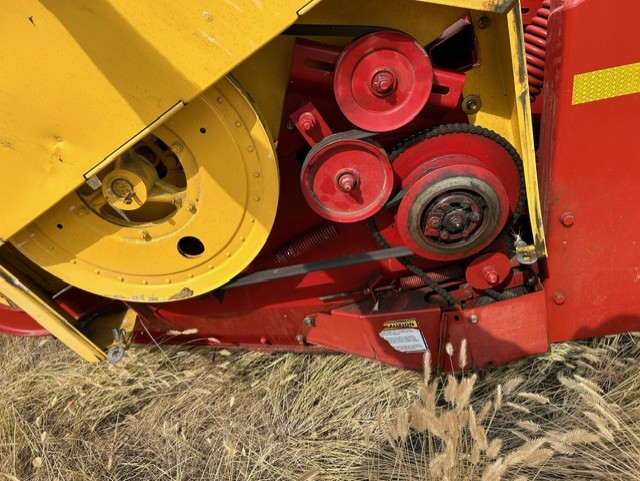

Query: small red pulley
[334,31,433,132]
[301,134,394,223]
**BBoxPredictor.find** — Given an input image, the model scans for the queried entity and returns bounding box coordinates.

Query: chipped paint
[168,287,194,301]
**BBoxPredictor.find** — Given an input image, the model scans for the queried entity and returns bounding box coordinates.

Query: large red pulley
[300,134,394,223]
[381,125,523,261]
[334,31,434,132]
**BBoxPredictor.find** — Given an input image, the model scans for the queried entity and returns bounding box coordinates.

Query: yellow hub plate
[10,78,279,302]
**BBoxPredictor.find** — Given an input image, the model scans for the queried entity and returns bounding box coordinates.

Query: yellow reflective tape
[383,319,419,329]
[572,62,640,105]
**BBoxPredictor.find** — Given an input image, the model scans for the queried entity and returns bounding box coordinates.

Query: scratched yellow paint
[572,62,640,105]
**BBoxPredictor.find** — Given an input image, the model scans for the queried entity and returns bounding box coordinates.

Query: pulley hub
[334,31,433,132]
[301,134,393,223]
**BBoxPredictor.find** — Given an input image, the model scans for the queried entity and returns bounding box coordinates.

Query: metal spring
[272,223,339,265]
[398,265,466,290]
[525,0,551,101]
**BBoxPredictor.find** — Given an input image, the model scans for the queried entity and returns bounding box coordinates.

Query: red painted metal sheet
[0,305,49,337]
[539,0,640,342]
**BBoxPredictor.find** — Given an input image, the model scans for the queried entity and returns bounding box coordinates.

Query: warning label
[379,328,428,353]
[382,319,418,329]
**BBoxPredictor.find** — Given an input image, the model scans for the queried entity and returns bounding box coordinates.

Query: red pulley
[300,134,393,223]
[388,125,523,262]
[334,31,433,132]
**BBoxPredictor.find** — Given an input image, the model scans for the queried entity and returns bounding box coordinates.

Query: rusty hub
[422,193,483,241]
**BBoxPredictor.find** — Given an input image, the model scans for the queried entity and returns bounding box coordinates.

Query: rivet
[118,276,124,282]
[247,146,254,152]
[70,259,76,264]
[469,314,478,324]
[166,278,172,284]
[253,172,260,178]
[254,195,261,201]
[142,280,148,285]
[235,121,242,128]
[94,269,100,275]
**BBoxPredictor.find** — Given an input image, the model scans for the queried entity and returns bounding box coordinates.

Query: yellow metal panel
[462,5,546,256]
[572,62,640,105]
[0,0,316,240]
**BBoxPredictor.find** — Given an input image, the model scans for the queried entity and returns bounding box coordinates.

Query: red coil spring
[524,0,551,101]
[398,265,466,290]
[272,223,339,265]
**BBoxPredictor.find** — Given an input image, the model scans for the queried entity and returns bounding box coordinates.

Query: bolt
[462,95,482,114]
[469,212,481,222]
[470,314,478,324]
[298,112,317,131]
[295,334,306,344]
[484,269,499,286]
[76,207,88,217]
[428,217,442,229]
[450,215,463,229]
[371,70,397,96]
[303,316,315,327]
[552,292,566,305]
[184,201,196,213]
[337,173,358,192]
[170,142,183,154]
[260,337,268,345]
[439,231,450,240]
[560,212,575,227]
[478,16,490,29]
[286,120,296,130]
[138,230,150,241]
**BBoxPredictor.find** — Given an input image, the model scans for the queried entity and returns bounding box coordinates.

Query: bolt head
[484,270,499,285]
[170,142,183,154]
[478,16,490,29]
[553,292,566,305]
[295,334,305,344]
[560,212,575,227]
[298,112,317,131]
[428,217,442,228]
[303,316,315,327]
[470,314,478,324]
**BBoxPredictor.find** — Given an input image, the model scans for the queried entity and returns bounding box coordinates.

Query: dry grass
[1,332,639,480]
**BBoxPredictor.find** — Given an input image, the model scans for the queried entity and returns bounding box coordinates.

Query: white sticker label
[379,328,428,353]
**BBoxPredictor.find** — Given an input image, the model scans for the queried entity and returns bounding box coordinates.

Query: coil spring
[272,223,339,265]
[525,0,551,101]
[398,265,466,290]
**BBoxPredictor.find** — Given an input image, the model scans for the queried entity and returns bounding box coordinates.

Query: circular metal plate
[10,78,279,302]
[301,135,393,223]
[334,31,433,132]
